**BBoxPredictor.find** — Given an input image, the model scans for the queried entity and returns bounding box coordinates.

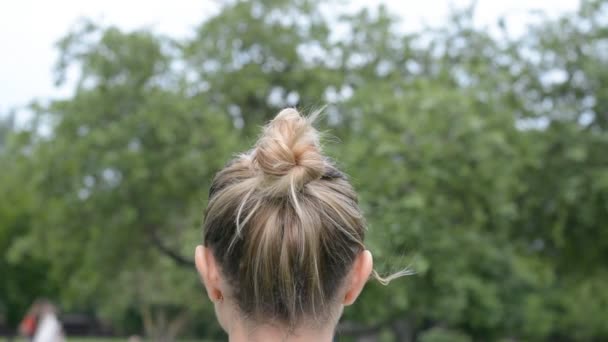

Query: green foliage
[418,328,471,342]
[2,0,608,340]
[0,116,60,328]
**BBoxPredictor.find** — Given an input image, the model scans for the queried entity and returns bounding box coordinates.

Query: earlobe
[343,250,373,306]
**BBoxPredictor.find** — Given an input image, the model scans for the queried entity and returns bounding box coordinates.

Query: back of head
[203,108,367,328]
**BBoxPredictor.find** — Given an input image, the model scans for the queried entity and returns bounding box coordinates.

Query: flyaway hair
[202,108,406,328]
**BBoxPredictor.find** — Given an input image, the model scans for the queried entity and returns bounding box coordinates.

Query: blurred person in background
[18,302,38,341]
[19,300,64,342]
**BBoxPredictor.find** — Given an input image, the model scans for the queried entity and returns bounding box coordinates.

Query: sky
[0,0,580,113]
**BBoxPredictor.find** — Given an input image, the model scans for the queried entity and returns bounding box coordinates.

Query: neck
[227,319,335,342]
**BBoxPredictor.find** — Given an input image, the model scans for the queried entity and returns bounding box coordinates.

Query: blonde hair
[202,108,390,328]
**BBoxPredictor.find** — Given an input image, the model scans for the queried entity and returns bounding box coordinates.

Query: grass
[8,338,213,342]
[70,339,122,342]
[70,339,213,342]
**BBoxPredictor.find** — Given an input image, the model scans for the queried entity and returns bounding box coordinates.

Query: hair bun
[253,108,325,196]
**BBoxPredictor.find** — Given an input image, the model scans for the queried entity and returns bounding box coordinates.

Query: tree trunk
[141,305,189,342]
[391,318,414,342]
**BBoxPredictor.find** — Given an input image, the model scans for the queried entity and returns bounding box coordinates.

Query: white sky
[0,0,580,113]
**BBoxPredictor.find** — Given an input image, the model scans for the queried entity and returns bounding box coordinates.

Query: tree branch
[148,226,194,268]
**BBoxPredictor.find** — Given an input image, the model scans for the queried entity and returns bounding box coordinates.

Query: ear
[343,250,373,306]
[195,245,224,302]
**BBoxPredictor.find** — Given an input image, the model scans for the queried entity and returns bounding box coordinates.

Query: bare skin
[194,245,373,342]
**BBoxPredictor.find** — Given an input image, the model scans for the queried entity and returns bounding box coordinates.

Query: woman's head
[195,108,374,334]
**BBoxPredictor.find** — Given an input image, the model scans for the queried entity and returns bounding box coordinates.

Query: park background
[1,0,607,341]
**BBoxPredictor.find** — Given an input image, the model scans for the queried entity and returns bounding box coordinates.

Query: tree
[4,0,608,340]
[0,114,60,336]
[8,20,239,340]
